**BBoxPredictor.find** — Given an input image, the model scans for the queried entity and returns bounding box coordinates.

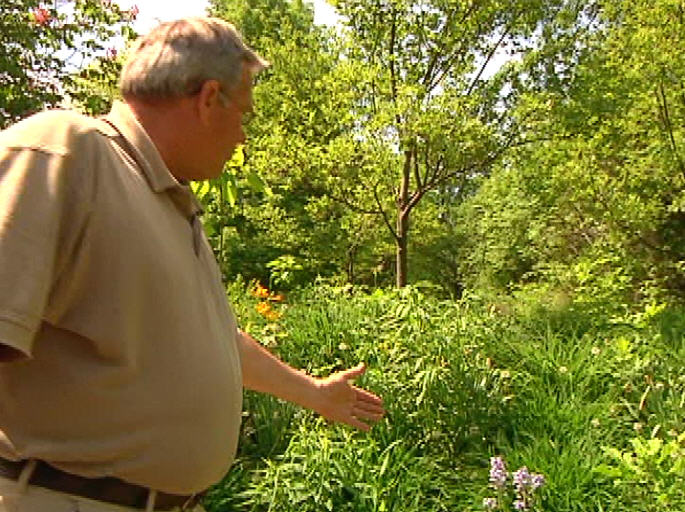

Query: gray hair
[119,17,268,100]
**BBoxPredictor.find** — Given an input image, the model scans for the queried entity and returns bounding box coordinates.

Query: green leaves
[1,0,136,125]
[596,432,685,511]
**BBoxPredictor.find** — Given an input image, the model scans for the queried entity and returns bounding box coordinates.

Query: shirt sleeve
[0,147,79,357]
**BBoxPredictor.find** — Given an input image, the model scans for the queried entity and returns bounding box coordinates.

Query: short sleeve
[0,147,80,356]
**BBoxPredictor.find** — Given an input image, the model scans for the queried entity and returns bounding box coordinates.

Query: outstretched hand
[313,363,385,431]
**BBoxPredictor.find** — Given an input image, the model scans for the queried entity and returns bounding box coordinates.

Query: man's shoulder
[0,109,117,157]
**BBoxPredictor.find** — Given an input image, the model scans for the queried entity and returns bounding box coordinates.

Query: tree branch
[466,23,512,96]
[413,142,423,191]
[389,8,403,132]
[657,78,685,181]
[423,1,481,91]
[373,181,399,240]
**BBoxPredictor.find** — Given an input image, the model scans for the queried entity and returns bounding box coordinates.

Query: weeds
[205,284,684,511]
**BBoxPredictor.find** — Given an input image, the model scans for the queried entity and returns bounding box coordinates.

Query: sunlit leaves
[0,0,136,126]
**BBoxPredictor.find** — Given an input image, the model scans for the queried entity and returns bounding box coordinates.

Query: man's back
[0,105,243,495]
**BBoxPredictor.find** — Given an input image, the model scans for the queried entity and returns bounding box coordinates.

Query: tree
[205,0,392,287]
[455,0,685,299]
[327,0,595,286]
[0,0,136,127]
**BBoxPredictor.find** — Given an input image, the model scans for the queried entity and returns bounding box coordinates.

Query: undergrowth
[204,281,685,512]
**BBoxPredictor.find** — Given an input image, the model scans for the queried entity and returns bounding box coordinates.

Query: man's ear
[195,80,222,125]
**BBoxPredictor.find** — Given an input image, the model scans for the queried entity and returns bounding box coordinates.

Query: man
[0,17,384,512]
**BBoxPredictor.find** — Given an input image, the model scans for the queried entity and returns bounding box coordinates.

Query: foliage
[454,0,685,300]
[205,282,684,511]
[595,432,685,511]
[205,0,374,287]
[0,0,136,126]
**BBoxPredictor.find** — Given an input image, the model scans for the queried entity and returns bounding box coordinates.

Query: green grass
[205,283,685,511]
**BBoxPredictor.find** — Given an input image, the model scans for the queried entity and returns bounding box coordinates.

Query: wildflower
[338,342,349,351]
[633,422,643,432]
[271,293,285,302]
[531,473,545,490]
[32,7,50,25]
[513,466,532,493]
[264,309,281,321]
[558,365,568,374]
[591,346,601,356]
[591,418,600,428]
[482,497,497,509]
[513,499,528,510]
[127,4,139,20]
[252,283,270,299]
[105,47,118,60]
[256,301,271,315]
[489,456,507,489]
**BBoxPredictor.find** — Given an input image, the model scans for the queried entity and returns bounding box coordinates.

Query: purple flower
[483,497,497,509]
[513,499,528,510]
[489,456,507,489]
[513,466,532,492]
[531,473,545,490]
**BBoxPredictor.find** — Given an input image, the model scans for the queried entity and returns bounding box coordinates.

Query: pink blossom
[128,4,139,20]
[32,7,51,25]
[106,47,118,60]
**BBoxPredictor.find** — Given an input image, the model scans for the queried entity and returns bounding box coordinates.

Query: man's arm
[236,330,385,431]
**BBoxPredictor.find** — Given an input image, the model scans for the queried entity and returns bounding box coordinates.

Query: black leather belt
[0,457,204,510]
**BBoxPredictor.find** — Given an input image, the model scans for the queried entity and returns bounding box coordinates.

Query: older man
[0,17,384,512]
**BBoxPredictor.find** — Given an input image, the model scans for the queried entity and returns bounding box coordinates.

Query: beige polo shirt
[0,101,243,494]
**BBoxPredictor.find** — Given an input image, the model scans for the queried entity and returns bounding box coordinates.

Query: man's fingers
[355,387,384,407]
[346,415,371,432]
[352,403,385,422]
[354,396,384,412]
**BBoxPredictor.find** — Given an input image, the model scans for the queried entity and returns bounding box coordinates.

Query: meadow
[204,282,685,512]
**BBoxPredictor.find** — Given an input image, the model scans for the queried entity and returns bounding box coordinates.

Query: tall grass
[205,283,685,511]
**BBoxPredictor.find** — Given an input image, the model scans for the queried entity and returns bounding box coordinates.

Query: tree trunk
[396,150,412,287]
[396,212,409,287]
[346,246,356,283]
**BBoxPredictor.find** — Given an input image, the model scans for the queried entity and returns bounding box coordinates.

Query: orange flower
[256,301,271,315]
[252,283,270,299]
[270,293,285,303]
[264,310,281,321]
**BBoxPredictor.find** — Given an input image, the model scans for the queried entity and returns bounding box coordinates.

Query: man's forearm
[236,329,321,410]
[235,329,385,431]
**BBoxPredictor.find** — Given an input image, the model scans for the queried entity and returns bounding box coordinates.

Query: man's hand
[313,363,385,431]
[238,331,385,431]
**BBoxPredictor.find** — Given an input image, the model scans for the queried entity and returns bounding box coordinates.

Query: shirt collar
[104,101,202,220]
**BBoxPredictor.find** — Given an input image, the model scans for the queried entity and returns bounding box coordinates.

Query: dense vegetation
[204,283,684,511]
[3,0,684,510]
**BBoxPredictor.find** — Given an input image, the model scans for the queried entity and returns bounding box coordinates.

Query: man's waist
[0,457,204,510]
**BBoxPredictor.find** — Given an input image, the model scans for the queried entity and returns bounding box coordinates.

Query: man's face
[206,68,254,177]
